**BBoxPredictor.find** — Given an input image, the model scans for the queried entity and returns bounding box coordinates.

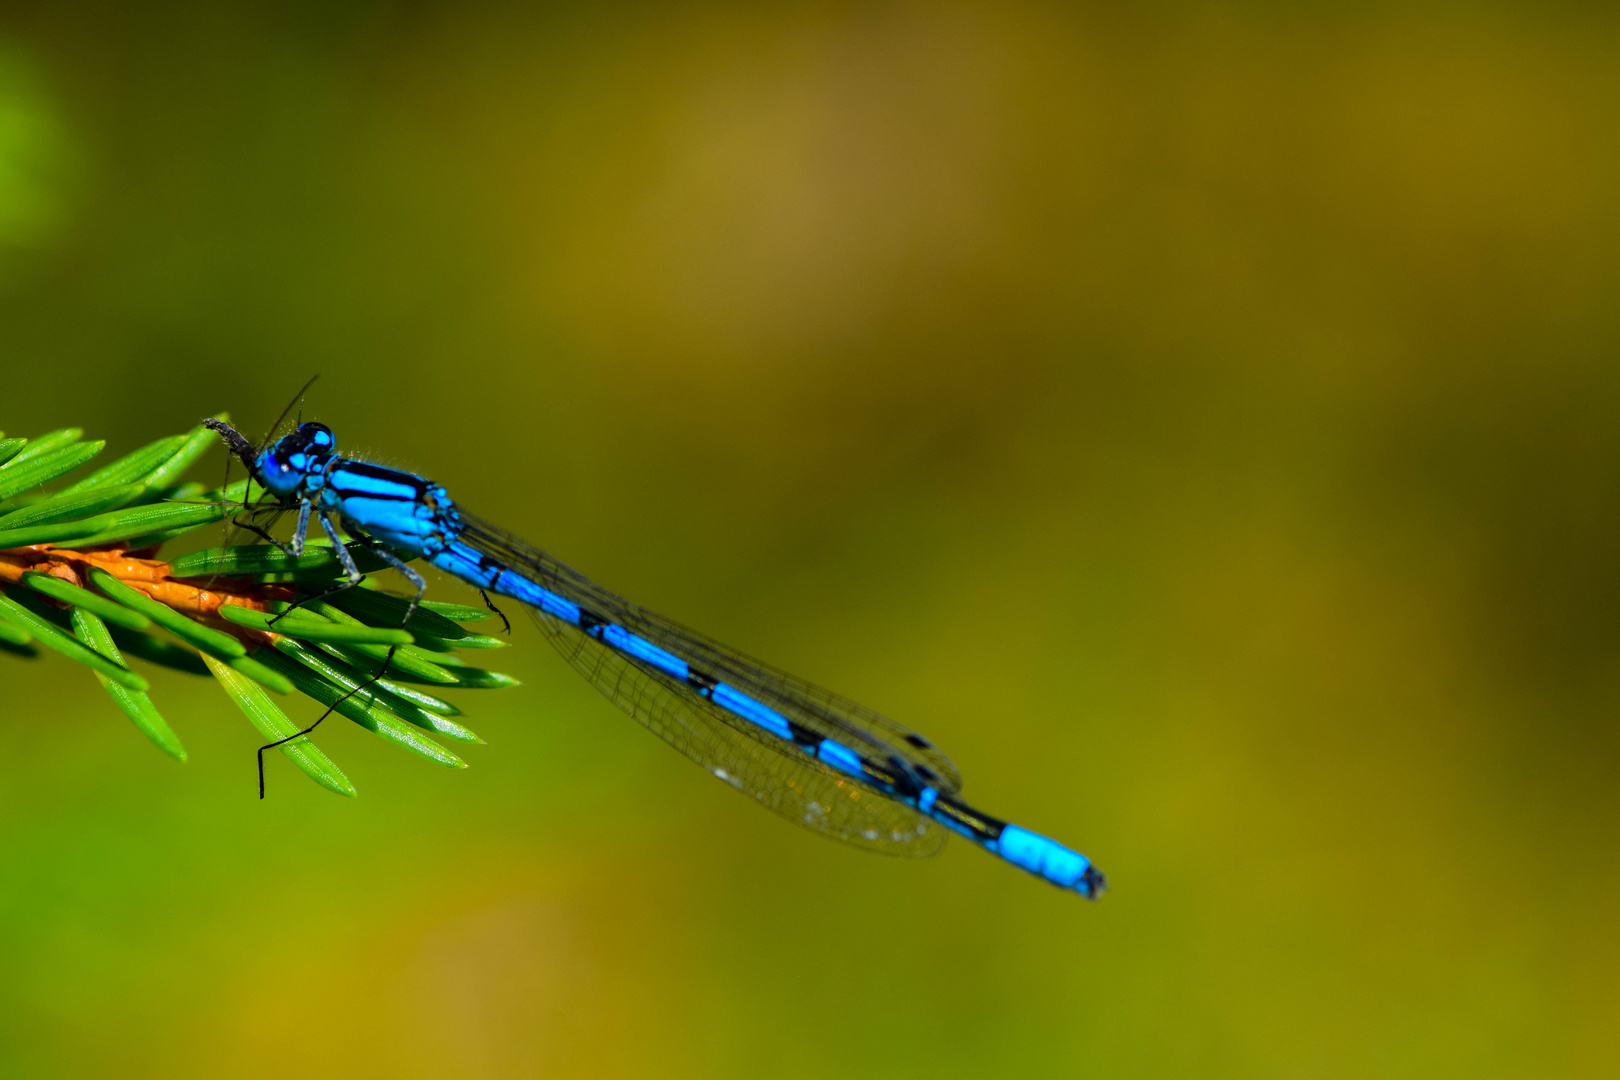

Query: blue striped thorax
[255,422,337,499]
[253,422,465,560]
[324,460,461,559]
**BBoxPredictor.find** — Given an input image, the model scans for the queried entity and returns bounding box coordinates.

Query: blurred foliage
[0,1,1617,1077]
[0,41,72,252]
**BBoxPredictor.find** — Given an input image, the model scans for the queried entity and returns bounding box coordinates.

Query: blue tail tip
[996,824,1108,898]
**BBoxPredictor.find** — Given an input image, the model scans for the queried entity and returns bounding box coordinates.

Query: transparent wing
[460,513,963,794]
[531,605,945,855]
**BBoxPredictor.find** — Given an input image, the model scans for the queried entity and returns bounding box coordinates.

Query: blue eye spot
[299,422,335,451]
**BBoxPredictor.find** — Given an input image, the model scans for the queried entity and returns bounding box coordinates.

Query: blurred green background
[1,2,1616,1076]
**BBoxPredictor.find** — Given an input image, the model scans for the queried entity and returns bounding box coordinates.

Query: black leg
[202,417,293,579]
[256,635,407,796]
[216,444,235,556]
[226,511,293,553]
[371,546,428,625]
[257,529,420,799]
[267,511,365,626]
[258,720,331,799]
[320,511,359,578]
[479,589,513,635]
[290,500,312,556]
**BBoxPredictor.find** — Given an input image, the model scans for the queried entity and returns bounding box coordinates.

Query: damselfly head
[257,421,336,497]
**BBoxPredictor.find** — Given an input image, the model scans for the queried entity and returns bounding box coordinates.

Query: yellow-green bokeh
[2,3,1616,1076]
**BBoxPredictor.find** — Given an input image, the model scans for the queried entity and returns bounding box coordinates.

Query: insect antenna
[262,373,320,447]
